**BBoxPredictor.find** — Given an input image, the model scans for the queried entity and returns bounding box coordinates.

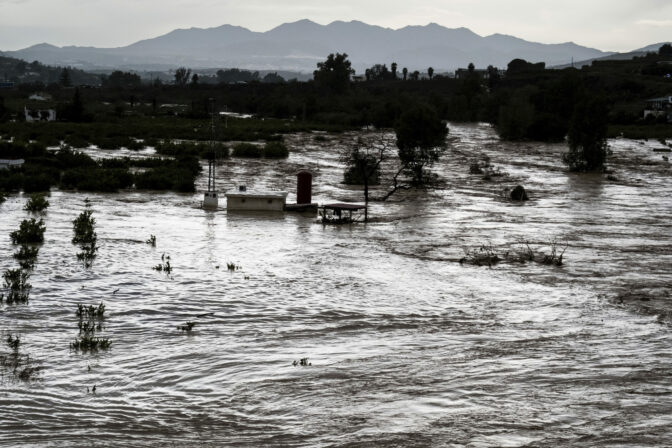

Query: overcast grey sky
[1,0,670,52]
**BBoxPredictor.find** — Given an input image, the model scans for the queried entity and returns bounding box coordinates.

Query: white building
[0,159,25,170]
[226,187,288,211]
[24,107,56,122]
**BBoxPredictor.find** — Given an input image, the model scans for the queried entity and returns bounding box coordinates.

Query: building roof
[647,96,672,102]
[225,191,288,199]
[321,203,366,210]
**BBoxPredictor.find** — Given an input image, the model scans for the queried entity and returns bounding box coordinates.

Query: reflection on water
[1,124,671,447]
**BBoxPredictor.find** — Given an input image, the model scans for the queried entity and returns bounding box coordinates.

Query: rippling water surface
[1,124,671,447]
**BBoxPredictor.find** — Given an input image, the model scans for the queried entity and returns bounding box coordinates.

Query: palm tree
[427,67,434,80]
[402,67,408,81]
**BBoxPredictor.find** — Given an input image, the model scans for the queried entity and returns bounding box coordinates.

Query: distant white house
[24,107,56,122]
[0,159,25,170]
[644,95,672,121]
[28,92,52,101]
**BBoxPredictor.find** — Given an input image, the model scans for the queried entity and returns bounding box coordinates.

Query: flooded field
[1,123,671,447]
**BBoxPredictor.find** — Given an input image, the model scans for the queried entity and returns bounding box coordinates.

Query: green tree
[174,67,191,86]
[402,67,408,81]
[427,67,434,80]
[563,96,609,171]
[70,88,84,122]
[394,104,448,185]
[342,136,393,222]
[659,43,672,56]
[59,68,71,87]
[313,53,354,93]
[391,62,398,79]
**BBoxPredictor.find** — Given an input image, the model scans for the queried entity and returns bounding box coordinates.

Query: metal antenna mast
[207,97,216,193]
[203,97,219,209]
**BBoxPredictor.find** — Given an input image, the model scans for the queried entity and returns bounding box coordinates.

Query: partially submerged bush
[263,141,289,158]
[154,254,172,274]
[177,322,195,333]
[1,333,42,381]
[72,210,97,245]
[460,243,501,267]
[2,269,31,304]
[134,155,201,193]
[10,218,46,245]
[13,245,39,271]
[72,209,98,267]
[154,140,229,159]
[24,193,49,212]
[232,142,263,158]
[76,302,106,320]
[71,302,110,352]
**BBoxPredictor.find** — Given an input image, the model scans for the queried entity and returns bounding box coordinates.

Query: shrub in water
[232,142,263,158]
[2,269,31,304]
[10,219,46,245]
[13,245,39,270]
[72,210,97,245]
[24,193,49,212]
[263,141,289,158]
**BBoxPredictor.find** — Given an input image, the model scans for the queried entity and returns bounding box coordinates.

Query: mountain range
[1,20,618,73]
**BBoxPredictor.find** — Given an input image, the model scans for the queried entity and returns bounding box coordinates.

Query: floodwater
[1,123,671,447]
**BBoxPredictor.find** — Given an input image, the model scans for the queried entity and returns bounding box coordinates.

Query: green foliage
[1,333,42,381]
[563,96,609,172]
[10,218,46,245]
[13,245,39,270]
[496,91,535,140]
[262,141,289,158]
[24,193,49,212]
[72,302,109,352]
[102,71,142,88]
[154,140,229,159]
[61,167,133,192]
[343,150,381,185]
[2,269,31,304]
[76,302,105,320]
[177,321,195,332]
[216,68,260,83]
[314,53,355,93]
[146,234,156,246]
[154,254,172,274]
[72,210,97,245]
[134,155,200,192]
[174,67,192,86]
[232,142,263,158]
[394,104,448,184]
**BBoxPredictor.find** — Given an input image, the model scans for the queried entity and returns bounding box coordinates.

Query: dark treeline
[1,46,671,140]
[0,140,201,193]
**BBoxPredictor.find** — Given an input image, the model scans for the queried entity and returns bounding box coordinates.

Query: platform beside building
[225,190,288,211]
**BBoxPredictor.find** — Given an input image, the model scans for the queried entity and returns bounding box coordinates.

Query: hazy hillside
[552,41,672,69]
[4,20,612,73]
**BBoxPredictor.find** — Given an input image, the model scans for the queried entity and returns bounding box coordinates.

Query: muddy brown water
[1,123,671,447]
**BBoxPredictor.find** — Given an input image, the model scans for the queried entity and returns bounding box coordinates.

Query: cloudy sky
[1,0,670,52]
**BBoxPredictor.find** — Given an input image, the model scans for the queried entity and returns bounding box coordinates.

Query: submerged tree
[563,96,609,172]
[394,104,448,185]
[342,135,394,222]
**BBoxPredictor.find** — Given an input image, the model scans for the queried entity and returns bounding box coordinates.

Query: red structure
[296,170,312,204]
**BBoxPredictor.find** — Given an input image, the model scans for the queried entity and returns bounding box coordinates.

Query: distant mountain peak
[5,19,614,73]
